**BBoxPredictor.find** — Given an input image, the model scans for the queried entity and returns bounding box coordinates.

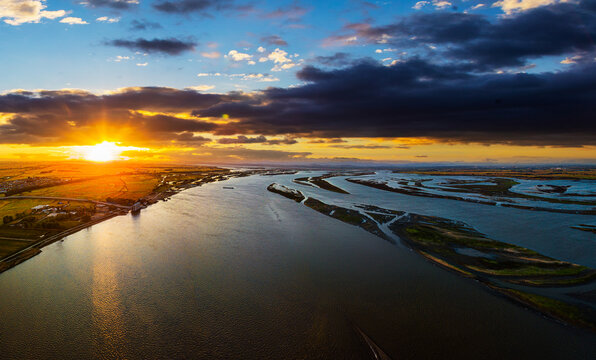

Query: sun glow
[82,141,124,162]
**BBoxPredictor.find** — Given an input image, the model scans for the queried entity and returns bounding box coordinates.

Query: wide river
[0,173,595,359]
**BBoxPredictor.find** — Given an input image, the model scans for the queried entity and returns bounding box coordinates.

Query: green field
[0,239,32,258]
[23,174,159,202]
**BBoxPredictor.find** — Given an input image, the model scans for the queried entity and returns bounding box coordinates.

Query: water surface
[0,174,595,359]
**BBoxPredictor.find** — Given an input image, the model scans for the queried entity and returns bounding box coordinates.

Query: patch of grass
[304,198,333,213]
[419,251,474,277]
[311,178,349,194]
[293,178,314,187]
[0,239,32,258]
[403,223,514,251]
[447,178,519,196]
[56,220,83,229]
[510,272,596,287]
[0,227,49,239]
[267,184,305,202]
[332,208,364,226]
[0,199,51,219]
[389,213,594,289]
[503,288,596,330]
[365,212,395,224]
[467,264,586,277]
[405,226,448,246]
[302,198,393,243]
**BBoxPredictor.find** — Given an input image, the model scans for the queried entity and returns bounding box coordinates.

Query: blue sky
[1,0,547,92]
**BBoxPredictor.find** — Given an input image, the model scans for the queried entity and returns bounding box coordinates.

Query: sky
[0,0,595,164]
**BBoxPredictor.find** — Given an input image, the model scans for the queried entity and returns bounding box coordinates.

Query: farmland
[0,161,231,270]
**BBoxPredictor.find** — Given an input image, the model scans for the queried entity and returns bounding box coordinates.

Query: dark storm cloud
[172,133,212,143]
[313,52,354,67]
[2,58,596,147]
[131,113,217,133]
[194,59,596,146]
[266,138,297,145]
[218,135,268,144]
[84,0,137,9]
[153,0,235,15]
[261,35,288,46]
[329,144,393,149]
[102,87,225,110]
[264,3,309,20]
[217,135,297,145]
[330,0,596,69]
[107,38,197,55]
[307,138,347,144]
[124,146,311,163]
[130,19,163,31]
[0,87,227,145]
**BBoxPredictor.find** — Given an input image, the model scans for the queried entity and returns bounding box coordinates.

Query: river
[0,173,594,359]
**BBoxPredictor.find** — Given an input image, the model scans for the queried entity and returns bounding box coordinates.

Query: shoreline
[266,185,596,333]
[0,172,229,274]
[0,167,298,275]
[0,211,123,274]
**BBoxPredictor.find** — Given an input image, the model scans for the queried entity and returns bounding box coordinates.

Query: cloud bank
[107,38,197,55]
[1,57,595,147]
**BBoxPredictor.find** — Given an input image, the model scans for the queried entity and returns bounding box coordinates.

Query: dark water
[0,174,595,359]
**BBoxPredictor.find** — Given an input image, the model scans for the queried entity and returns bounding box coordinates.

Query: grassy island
[294,175,350,194]
[268,185,596,332]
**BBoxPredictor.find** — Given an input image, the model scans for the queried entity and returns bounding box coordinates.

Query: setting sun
[82,141,123,162]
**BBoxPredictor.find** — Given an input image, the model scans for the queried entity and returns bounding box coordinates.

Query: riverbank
[0,168,302,275]
[267,184,596,333]
[0,211,124,274]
